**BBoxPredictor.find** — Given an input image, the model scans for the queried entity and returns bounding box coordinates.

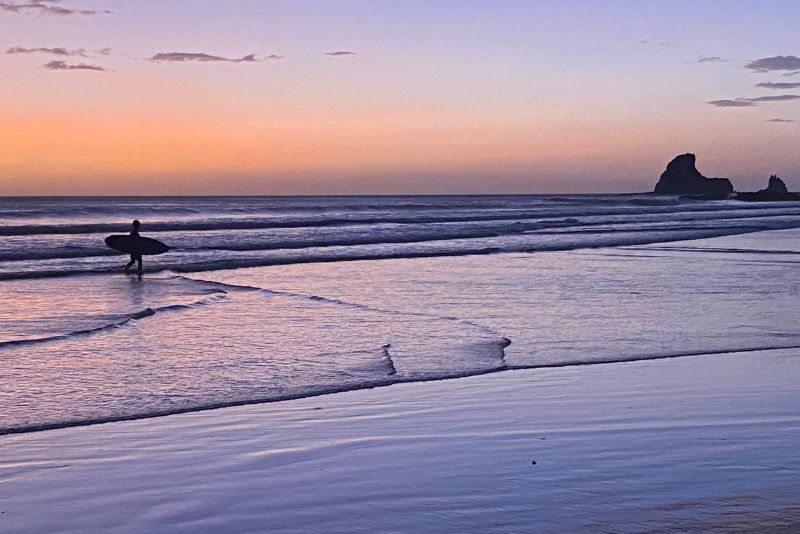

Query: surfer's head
[132,219,140,229]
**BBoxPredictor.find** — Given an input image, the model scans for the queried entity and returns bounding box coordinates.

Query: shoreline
[3,347,800,532]
[6,341,800,438]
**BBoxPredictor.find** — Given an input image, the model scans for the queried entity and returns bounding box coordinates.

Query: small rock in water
[531,460,537,465]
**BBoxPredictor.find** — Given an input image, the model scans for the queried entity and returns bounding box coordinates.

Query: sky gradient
[1,0,799,195]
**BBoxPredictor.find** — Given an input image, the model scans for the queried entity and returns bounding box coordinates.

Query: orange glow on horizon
[0,110,634,193]
[1,107,796,195]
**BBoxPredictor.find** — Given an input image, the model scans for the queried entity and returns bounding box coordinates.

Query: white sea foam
[1,195,799,280]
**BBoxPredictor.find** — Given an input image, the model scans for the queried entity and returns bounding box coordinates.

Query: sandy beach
[3,346,800,533]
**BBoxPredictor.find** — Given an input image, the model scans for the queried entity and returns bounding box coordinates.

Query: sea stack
[736,175,800,201]
[765,175,789,194]
[653,154,733,198]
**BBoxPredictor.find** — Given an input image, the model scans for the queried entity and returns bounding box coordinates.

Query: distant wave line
[2,212,800,264]
[3,222,800,281]
[2,203,800,236]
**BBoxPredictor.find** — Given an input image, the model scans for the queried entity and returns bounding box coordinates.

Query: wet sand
[3,347,799,533]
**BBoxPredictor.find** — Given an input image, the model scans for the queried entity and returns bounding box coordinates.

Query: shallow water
[1,196,799,433]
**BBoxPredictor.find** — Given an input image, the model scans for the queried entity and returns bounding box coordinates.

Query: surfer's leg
[136,256,143,275]
[124,255,135,271]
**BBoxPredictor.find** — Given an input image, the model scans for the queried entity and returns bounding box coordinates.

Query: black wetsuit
[124,229,143,273]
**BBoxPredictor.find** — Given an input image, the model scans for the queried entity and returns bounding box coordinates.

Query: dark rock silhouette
[736,174,800,201]
[654,154,733,197]
[766,174,789,193]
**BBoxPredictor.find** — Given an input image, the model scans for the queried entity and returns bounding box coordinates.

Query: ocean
[2,195,800,434]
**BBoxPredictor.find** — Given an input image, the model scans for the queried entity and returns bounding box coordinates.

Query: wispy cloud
[745,55,800,73]
[324,51,356,56]
[44,59,106,71]
[756,82,800,90]
[707,94,800,107]
[0,0,110,16]
[706,99,757,108]
[7,46,88,56]
[746,94,800,102]
[756,82,800,89]
[698,56,724,63]
[765,118,795,123]
[149,52,266,63]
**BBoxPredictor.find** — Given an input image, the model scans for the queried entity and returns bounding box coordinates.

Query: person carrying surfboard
[105,222,169,274]
[123,219,143,274]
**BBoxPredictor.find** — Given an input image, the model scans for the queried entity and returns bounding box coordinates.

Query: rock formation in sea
[736,174,800,201]
[766,174,789,194]
[653,154,734,197]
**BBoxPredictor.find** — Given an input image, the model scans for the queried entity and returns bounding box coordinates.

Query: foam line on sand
[2,347,800,533]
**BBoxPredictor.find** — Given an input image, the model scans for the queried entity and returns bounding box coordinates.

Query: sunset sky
[1,0,799,195]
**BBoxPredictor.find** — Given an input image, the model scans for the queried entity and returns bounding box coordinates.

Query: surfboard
[105,235,170,256]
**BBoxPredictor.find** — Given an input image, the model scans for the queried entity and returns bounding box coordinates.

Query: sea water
[1,195,799,433]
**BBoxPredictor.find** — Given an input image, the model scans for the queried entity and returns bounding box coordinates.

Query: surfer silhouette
[105,221,168,275]
[123,219,143,275]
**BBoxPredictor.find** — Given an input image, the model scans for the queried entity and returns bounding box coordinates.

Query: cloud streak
[746,94,800,102]
[706,99,756,108]
[756,82,800,89]
[7,46,88,56]
[44,59,106,71]
[324,51,356,56]
[765,118,795,123]
[698,56,723,63]
[149,52,268,63]
[706,94,800,107]
[745,55,800,73]
[0,0,110,16]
